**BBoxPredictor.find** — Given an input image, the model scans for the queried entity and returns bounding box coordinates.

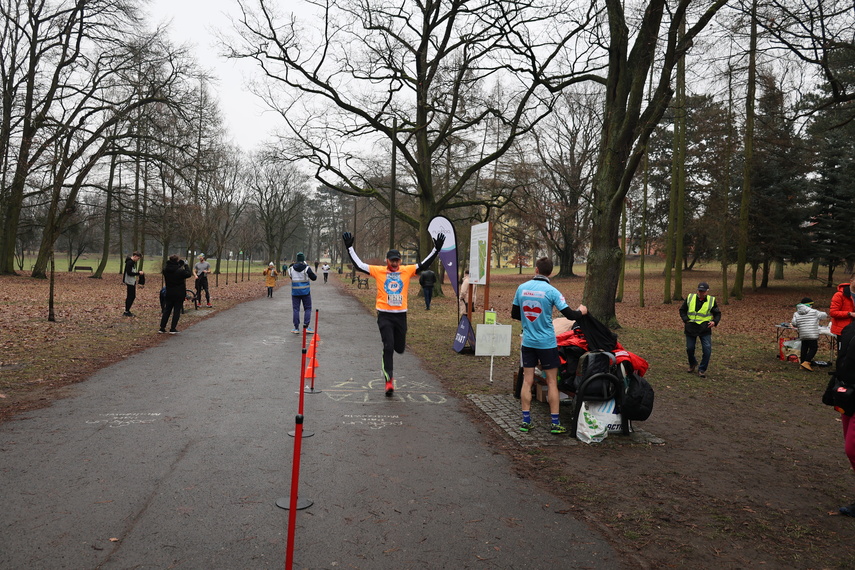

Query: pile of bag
[553,320,655,443]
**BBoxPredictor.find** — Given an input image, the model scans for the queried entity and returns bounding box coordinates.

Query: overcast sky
[145,0,280,152]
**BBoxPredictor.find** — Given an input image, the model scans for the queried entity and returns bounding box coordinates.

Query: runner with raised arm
[343,232,445,396]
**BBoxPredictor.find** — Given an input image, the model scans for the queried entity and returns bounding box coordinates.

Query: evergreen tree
[746,73,810,287]
[806,49,855,285]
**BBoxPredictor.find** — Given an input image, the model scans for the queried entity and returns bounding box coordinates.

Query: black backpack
[572,351,621,401]
[622,372,655,421]
[556,344,586,392]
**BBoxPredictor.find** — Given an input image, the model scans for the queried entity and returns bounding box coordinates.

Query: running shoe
[306,328,314,334]
[550,423,567,435]
[291,329,300,334]
[519,422,533,432]
[385,380,394,397]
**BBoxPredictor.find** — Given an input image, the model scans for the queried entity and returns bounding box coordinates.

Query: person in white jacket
[791,297,828,371]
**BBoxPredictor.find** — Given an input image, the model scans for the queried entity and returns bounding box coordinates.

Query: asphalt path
[0,278,619,569]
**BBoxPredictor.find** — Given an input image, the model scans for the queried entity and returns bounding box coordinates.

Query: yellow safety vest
[686,293,715,324]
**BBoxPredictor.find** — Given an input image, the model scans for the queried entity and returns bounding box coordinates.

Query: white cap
[269,262,275,266]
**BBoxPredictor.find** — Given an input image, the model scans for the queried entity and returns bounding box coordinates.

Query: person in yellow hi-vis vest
[679,282,722,378]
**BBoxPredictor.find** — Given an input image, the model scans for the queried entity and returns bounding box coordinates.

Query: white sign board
[474,324,512,357]
[469,222,490,285]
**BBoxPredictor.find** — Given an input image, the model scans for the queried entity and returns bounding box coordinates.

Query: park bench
[73,265,93,273]
[351,274,369,289]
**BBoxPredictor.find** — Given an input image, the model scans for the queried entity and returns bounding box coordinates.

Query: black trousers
[377,312,407,381]
[195,275,210,304]
[800,338,818,364]
[160,296,183,331]
[125,284,136,312]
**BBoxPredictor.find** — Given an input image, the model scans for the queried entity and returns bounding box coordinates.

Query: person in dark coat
[122,251,144,317]
[159,254,192,334]
[418,268,437,310]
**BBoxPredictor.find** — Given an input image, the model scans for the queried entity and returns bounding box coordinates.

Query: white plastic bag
[576,401,608,444]
[586,399,625,433]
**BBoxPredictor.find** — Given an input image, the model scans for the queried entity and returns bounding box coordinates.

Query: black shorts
[520,345,560,370]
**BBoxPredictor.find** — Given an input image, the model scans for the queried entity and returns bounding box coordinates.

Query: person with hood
[263,262,278,298]
[122,251,144,317]
[829,275,855,341]
[287,252,317,334]
[342,231,444,397]
[791,297,828,371]
[679,282,722,378]
[159,254,192,334]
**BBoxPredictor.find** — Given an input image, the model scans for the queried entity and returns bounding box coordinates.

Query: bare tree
[528,89,600,278]
[228,0,604,257]
[248,151,308,263]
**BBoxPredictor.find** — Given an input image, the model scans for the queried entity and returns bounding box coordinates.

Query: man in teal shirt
[512,257,587,434]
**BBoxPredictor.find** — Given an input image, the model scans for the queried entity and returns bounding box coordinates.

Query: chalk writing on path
[324,377,447,404]
[342,414,403,430]
[86,413,161,428]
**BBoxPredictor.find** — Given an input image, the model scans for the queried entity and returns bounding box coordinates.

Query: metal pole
[389,118,396,250]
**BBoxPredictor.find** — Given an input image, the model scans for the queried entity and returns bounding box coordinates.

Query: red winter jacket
[829,282,854,336]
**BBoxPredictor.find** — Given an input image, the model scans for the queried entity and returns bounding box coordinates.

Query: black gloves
[433,233,446,251]
[342,232,354,248]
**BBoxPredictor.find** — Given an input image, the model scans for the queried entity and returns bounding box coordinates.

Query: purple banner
[428,215,458,298]
[453,315,476,353]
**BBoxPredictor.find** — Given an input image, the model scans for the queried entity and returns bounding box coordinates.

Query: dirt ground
[381,268,855,570]
[2,266,854,569]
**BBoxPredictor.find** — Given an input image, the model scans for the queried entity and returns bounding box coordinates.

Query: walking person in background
[322,262,330,284]
[193,253,212,308]
[122,251,144,317]
[512,257,587,434]
[791,297,828,371]
[679,282,721,378]
[287,252,317,334]
[419,267,436,310]
[263,262,278,298]
[343,231,444,396]
[159,255,191,334]
[830,275,855,341]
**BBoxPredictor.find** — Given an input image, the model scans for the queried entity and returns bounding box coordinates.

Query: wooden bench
[73,266,93,273]
[351,275,369,289]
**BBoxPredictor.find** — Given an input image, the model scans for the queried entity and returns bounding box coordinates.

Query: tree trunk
[94,152,118,279]
[732,0,757,300]
[616,200,627,303]
[673,17,687,302]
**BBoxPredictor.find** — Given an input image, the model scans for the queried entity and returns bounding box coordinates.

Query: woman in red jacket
[829,276,855,339]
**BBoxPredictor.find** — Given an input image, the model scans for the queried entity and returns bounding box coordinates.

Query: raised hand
[433,232,446,251]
